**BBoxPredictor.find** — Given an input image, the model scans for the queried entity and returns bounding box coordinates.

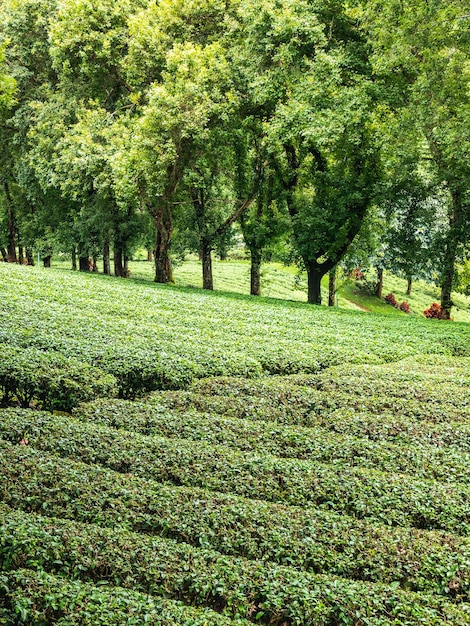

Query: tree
[360,0,470,318]
[0,0,59,265]
[117,0,246,284]
[116,39,240,283]
[229,0,382,304]
[26,0,145,274]
[238,163,290,296]
[385,187,446,295]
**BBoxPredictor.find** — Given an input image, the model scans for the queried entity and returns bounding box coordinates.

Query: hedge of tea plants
[2,438,470,600]
[1,264,470,624]
[1,503,470,625]
[1,264,470,407]
[0,568,250,626]
[3,409,470,531]
[74,397,470,482]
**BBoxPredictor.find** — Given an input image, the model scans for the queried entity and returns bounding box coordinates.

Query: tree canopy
[0,0,468,314]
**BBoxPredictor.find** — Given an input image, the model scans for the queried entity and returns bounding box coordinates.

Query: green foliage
[3,406,470,531]
[74,390,470,483]
[1,503,470,624]
[0,43,16,113]
[2,264,470,391]
[3,435,470,600]
[0,346,116,411]
[1,256,470,624]
[359,0,470,315]
[456,259,470,296]
[0,568,247,625]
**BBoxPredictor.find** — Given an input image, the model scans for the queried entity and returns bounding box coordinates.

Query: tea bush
[2,441,470,599]
[2,411,470,532]
[0,569,246,626]
[1,265,470,403]
[0,346,116,411]
[1,505,470,625]
[2,265,470,623]
[73,400,470,483]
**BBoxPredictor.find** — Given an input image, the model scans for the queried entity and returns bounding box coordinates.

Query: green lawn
[52,254,470,321]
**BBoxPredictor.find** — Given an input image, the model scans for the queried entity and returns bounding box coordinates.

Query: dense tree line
[0,0,469,316]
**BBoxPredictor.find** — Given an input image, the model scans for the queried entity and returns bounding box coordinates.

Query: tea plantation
[1,263,470,625]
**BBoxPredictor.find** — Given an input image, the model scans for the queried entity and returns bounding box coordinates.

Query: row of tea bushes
[2,265,470,398]
[191,357,470,403]
[77,394,470,451]
[0,346,116,411]
[305,356,470,396]
[0,569,246,626]
[92,346,263,398]
[1,504,469,625]
[147,388,470,433]
[2,441,470,599]
[0,342,263,406]
[160,360,470,426]
[1,411,470,532]
[74,399,470,483]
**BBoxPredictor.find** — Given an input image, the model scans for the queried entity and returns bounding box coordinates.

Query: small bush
[423,302,441,318]
[399,301,411,314]
[93,348,197,399]
[0,347,117,411]
[2,505,470,625]
[384,293,399,308]
[0,568,242,626]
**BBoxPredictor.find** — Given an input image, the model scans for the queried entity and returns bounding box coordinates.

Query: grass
[51,254,470,321]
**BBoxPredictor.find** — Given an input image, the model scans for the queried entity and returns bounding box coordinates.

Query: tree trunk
[103,240,111,275]
[150,180,177,284]
[375,267,384,299]
[406,277,412,296]
[114,242,124,277]
[201,238,213,290]
[6,209,17,263]
[439,193,461,320]
[43,255,51,268]
[26,247,34,266]
[0,247,7,262]
[154,227,174,284]
[307,262,324,305]
[147,248,153,262]
[440,276,454,320]
[4,183,17,263]
[71,248,77,270]
[79,256,89,272]
[328,269,336,307]
[92,256,98,272]
[250,249,262,296]
[124,255,129,278]
[18,245,24,265]
[439,255,455,320]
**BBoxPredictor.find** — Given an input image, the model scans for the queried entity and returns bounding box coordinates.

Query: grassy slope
[2,264,470,373]
[131,257,470,322]
[51,255,470,321]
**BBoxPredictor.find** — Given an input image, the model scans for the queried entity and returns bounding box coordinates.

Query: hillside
[1,263,470,625]
[53,255,470,322]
